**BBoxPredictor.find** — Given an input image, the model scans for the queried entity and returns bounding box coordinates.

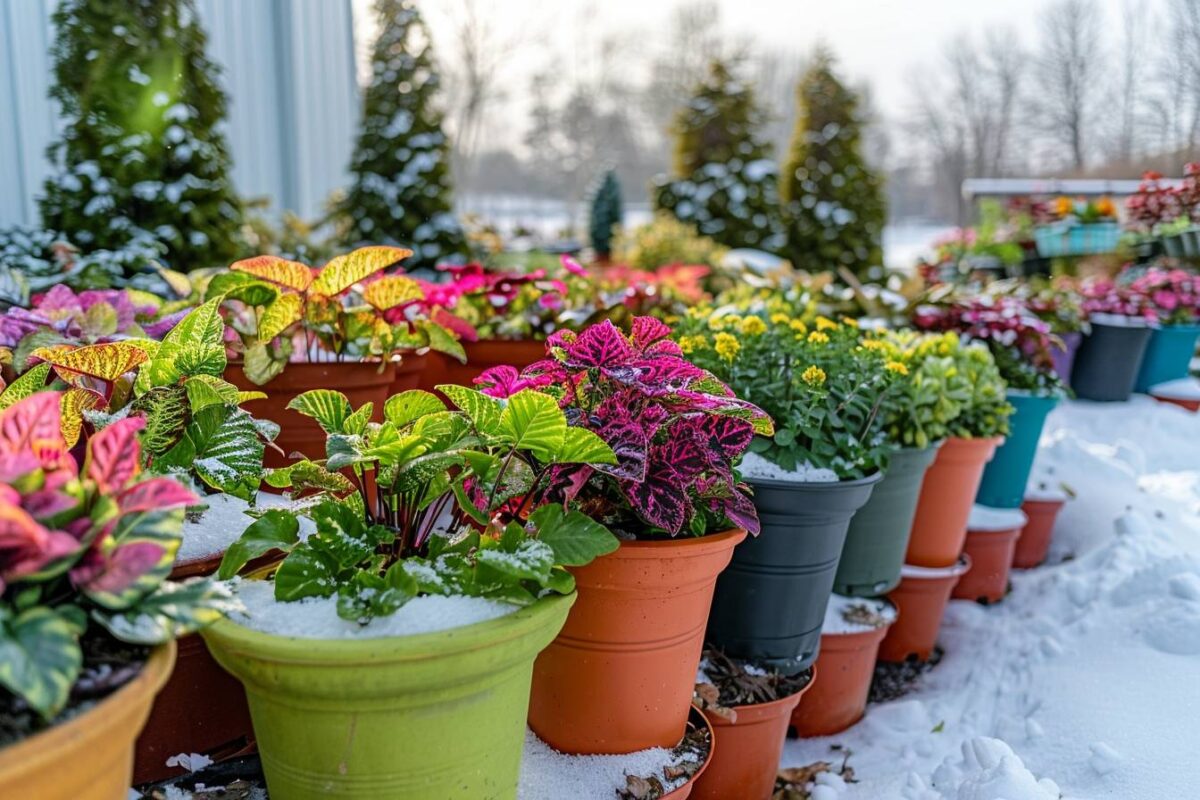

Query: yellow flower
[707,316,727,332]
[770,313,791,326]
[789,319,808,334]
[1053,196,1074,217]
[886,361,910,376]
[678,335,707,354]
[840,316,859,328]
[808,330,830,345]
[714,332,740,362]
[815,316,838,331]
[739,316,767,336]
[1095,196,1116,218]
[801,365,827,386]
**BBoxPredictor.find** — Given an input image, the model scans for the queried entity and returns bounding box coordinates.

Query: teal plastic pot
[202,593,575,800]
[1135,324,1200,393]
[706,472,882,672]
[834,444,942,597]
[976,393,1059,509]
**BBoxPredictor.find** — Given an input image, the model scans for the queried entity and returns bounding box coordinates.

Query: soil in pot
[1071,318,1153,402]
[869,646,944,703]
[906,436,1002,567]
[203,581,574,800]
[0,636,175,800]
[835,445,941,597]
[706,471,881,672]
[1049,331,1082,384]
[441,338,547,387]
[952,506,1026,604]
[790,596,897,738]
[1135,324,1200,393]
[878,557,971,663]
[225,360,395,470]
[1014,495,1068,569]
[691,650,814,800]
[976,393,1059,510]
[529,529,746,755]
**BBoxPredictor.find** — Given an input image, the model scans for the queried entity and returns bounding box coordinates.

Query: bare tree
[1111,0,1150,161]
[1034,0,1105,170]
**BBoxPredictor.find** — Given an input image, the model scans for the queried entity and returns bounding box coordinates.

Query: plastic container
[878,558,971,663]
[951,506,1027,604]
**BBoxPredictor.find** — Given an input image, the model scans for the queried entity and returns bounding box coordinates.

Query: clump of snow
[966,504,1027,532]
[741,452,838,483]
[176,492,317,563]
[518,729,687,799]
[230,579,517,639]
[1089,312,1152,328]
[900,559,971,580]
[823,594,897,635]
[907,737,1061,799]
[1149,377,1200,400]
[164,752,213,772]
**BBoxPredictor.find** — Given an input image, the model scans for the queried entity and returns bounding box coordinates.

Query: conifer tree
[334,0,466,269]
[40,0,243,270]
[589,169,623,258]
[780,48,886,277]
[653,60,786,254]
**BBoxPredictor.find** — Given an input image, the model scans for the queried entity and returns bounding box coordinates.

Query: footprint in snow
[1088,742,1122,776]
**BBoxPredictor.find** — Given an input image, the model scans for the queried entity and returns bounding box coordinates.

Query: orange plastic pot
[953,517,1024,604]
[225,361,395,469]
[529,529,747,754]
[906,436,1002,567]
[791,616,894,737]
[0,642,175,800]
[692,675,813,800]
[1151,393,1200,412]
[659,708,717,800]
[878,558,971,663]
[442,338,547,387]
[1013,498,1066,569]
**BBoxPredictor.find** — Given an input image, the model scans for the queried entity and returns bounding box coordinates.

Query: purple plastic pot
[1049,331,1082,383]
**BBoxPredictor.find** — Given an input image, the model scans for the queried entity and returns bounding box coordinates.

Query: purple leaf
[630,316,672,349]
[620,466,689,534]
[563,320,634,369]
[680,415,755,460]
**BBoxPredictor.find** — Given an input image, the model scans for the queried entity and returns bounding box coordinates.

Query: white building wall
[0,0,359,227]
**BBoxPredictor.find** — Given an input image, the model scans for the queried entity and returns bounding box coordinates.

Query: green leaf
[499,390,567,463]
[439,385,503,435]
[556,426,617,465]
[288,390,353,434]
[0,362,52,411]
[384,390,446,427]
[529,504,619,566]
[477,538,555,582]
[342,402,374,435]
[130,384,190,457]
[243,341,286,386]
[418,320,467,363]
[159,405,264,500]
[217,510,300,579]
[264,460,353,493]
[165,299,224,348]
[335,569,416,622]
[92,578,237,644]
[0,607,82,719]
[184,374,239,410]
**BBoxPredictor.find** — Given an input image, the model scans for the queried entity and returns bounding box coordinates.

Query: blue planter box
[1034,222,1121,257]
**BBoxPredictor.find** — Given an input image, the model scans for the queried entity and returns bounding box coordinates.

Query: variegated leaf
[78,508,184,610]
[85,416,146,492]
[60,387,105,447]
[0,607,82,719]
[311,246,413,297]
[231,255,314,292]
[33,341,149,386]
[0,362,52,412]
[362,275,424,311]
[258,291,304,341]
[287,390,353,434]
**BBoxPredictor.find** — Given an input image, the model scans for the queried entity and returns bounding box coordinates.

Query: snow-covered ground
[783,396,1200,799]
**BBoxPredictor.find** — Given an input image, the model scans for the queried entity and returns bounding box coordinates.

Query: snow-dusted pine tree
[334,0,465,269]
[589,169,623,258]
[780,48,886,278]
[652,60,786,254]
[40,0,243,271]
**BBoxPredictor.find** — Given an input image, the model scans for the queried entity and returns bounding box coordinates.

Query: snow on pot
[976,392,1059,510]
[906,437,1003,567]
[1014,485,1070,569]
[706,456,882,672]
[835,444,941,597]
[791,596,896,738]
[1135,324,1200,392]
[952,506,1028,604]
[878,558,972,663]
[1149,377,1200,413]
[529,529,747,754]
[1070,316,1154,402]
[691,651,814,800]
[1049,331,1082,383]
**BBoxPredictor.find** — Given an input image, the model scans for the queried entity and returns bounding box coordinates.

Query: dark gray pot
[834,444,942,597]
[706,471,882,672]
[1071,321,1154,402]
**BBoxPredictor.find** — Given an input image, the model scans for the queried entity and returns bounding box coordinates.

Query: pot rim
[599,527,748,556]
[900,554,972,580]
[820,597,898,641]
[745,469,884,491]
[967,504,1029,532]
[661,708,718,799]
[700,666,816,725]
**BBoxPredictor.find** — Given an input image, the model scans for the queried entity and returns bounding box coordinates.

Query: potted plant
[206,384,620,799]
[206,246,464,466]
[476,317,770,754]
[835,331,972,597]
[0,392,230,799]
[1032,196,1121,257]
[1130,266,1200,392]
[1072,276,1157,401]
[674,309,898,671]
[1018,276,1089,383]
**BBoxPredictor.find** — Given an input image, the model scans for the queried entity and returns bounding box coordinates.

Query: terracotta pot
[791,613,894,737]
[952,509,1026,604]
[389,352,428,394]
[692,675,814,800]
[441,338,547,387]
[660,708,717,800]
[225,361,395,469]
[1151,392,1200,413]
[417,351,449,392]
[528,529,747,754]
[1013,498,1066,569]
[0,642,176,800]
[906,436,1002,568]
[878,558,971,663]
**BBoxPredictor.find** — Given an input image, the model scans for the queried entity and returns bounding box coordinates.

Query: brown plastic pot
[225,360,395,469]
[953,514,1025,604]
[529,529,747,754]
[790,613,894,737]
[878,558,971,663]
[0,642,176,800]
[442,338,547,387]
[692,673,814,800]
[660,708,717,800]
[389,351,428,394]
[906,436,1002,567]
[1013,498,1066,569]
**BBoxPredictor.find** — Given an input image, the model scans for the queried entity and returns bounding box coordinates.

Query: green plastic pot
[706,472,882,672]
[834,444,942,597]
[202,592,575,800]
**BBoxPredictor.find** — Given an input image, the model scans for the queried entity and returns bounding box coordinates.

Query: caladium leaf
[85,416,145,493]
[528,504,619,566]
[0,392,66,458]
[92,577,238,644]
[311,246,412,296]
[217,510,300,579]
[287,390,353,434]
[164,299,224,349]
[206,271,281,307]
[0,606,82,719]
[242,341,286,386]
[498,390,567,463]
[0,362,52,412]
[362,275,424,311]
[231,255,314,293]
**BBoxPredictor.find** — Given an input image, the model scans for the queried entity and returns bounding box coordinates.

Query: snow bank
[518,729,687,799]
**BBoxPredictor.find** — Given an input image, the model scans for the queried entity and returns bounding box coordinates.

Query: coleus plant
[0,392,232,719]
[204,246,465,386]
[1126,265,1200,326]
[217,385,621,622]
[432,257,587,341]
[475,317,772,536]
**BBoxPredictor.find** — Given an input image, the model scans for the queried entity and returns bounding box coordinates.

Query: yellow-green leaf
[362,275,424,311]
[33,342,150,386]
[258,292,304,341]
[231,255,314,292]
[311,246,413,297]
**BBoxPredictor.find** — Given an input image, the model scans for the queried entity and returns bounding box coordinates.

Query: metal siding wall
[0,0,358,227]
